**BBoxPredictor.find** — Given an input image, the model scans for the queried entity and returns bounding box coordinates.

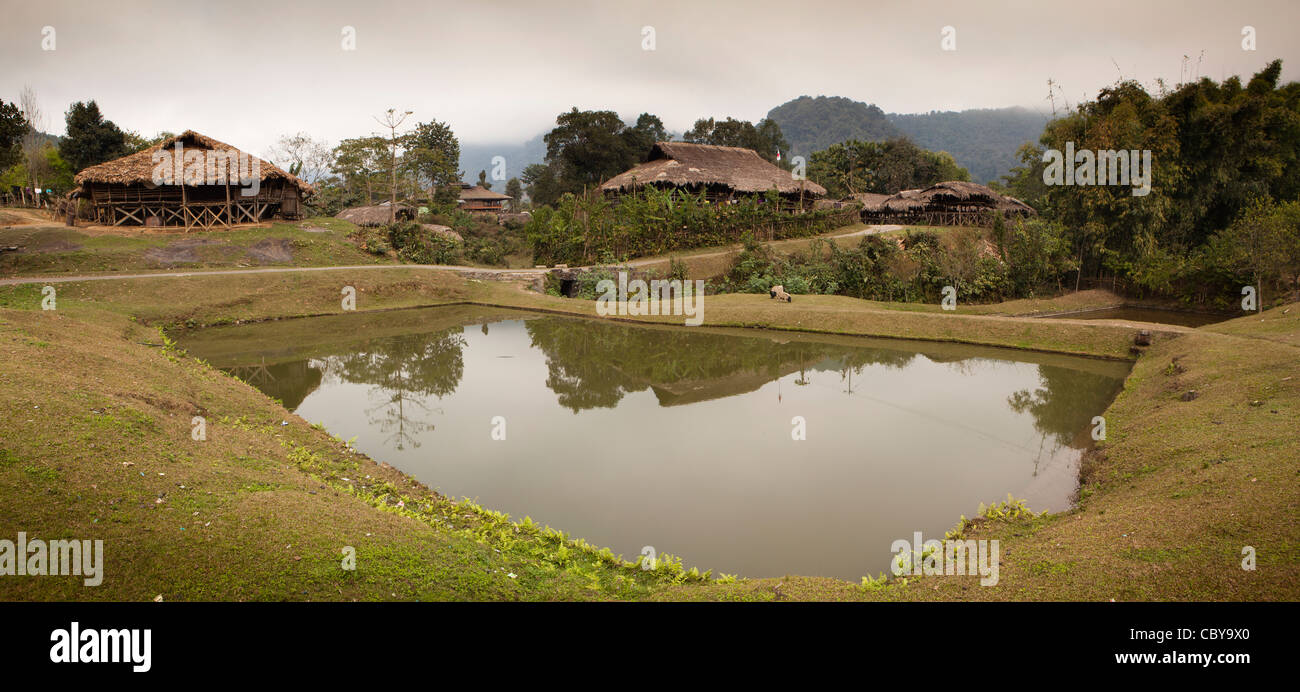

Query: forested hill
[765,96,903,156]
[766,95,1049,183]
[889,107,1050,183]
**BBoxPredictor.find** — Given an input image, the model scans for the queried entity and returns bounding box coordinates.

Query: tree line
[996,59,1300,307]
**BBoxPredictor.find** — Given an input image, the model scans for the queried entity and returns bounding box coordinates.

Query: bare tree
[373,108,413,223]
[265,132,333,184]
[19,86,51,203]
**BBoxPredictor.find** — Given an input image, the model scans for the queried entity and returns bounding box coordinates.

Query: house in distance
[457,184,512,213]
[600,141,826,209]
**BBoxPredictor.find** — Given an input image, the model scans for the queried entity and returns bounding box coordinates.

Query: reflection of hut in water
[225,359,323,411]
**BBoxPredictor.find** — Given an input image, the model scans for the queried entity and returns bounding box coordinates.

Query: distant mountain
[766,96,1049,183]
[458,133,546,187]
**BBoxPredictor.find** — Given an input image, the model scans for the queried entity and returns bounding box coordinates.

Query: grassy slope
[0,216,388,276]
[0,269,1295,601]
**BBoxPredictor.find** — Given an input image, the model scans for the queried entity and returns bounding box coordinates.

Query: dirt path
[0,263,550,286]
[0,208,58,228]
[624,224,902,268]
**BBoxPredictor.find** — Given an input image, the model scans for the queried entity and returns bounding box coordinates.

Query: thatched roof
[842,192,891,210]
[335,203,414,226]
[873,182,1035,215]
[459,185,510,201]
[921,181,1002,207]
[881,189,927,212]
[74,130,314,195]
[996,195,1035,214]
[600,141,826,197]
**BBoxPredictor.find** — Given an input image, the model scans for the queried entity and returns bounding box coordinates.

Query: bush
[385,221,459,265]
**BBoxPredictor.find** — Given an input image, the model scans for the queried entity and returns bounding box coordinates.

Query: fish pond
[181,306,1129,580]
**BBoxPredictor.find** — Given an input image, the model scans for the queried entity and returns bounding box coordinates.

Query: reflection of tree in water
[524,318,918,412]
[1008,365,1126,455]
[318,328,467,449]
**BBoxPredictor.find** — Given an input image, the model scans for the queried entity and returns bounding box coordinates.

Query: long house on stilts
[73,130,314,230]
[859,181,1035,227]
[600,141,826,210]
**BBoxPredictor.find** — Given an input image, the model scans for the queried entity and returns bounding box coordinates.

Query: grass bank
[0,215,388,277]
[0,269,1294,600]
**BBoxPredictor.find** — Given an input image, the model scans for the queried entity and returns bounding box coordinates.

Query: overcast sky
[3,0,1297,157]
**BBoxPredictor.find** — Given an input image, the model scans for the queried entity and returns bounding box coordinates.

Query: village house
[858,181,1034,226]
[458,184,512,213]
[600,141,826,210]
[72,130,314,230]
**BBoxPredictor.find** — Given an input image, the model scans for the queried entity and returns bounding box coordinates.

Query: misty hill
[888,107,1050,183]
[766,96,1049,183]
[458,133,547,187]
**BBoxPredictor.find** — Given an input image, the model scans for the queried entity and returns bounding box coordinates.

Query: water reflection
[181,306,1128,580]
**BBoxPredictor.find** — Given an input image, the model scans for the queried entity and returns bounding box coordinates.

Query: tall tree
[402,119,460,207]
[374,108,413,222]
[18,86,51,195]
[521,162,559,207]
[333,136,390,205]
[59,101,129,172]
[505,177,522,209]
[683,116,790,163]
[0,99,25,171]
[530,108,667,206]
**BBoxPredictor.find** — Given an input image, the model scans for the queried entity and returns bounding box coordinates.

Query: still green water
[182,305,1128,580]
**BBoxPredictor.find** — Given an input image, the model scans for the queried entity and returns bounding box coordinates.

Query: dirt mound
[144,238,220,265]
[246,237,294,264]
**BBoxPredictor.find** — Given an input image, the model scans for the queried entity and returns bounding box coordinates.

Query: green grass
[0,269,1296,601]
[0,215,389,276]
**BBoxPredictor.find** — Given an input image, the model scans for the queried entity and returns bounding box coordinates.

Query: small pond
[181,306,1129,580]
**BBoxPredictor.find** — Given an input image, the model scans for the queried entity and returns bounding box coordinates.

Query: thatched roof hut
[74,130,314,229]
[335,203,414,226]
[863,181,1035,226]
[842,192,891,211]
[880,189,927,213]
[600,142,826,204]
